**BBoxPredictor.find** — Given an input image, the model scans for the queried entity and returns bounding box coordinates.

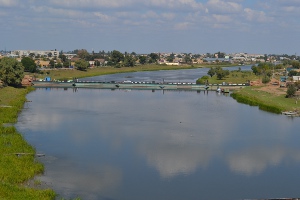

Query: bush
[262,76,270,84]
[196,76,209,84]
[286,84,296,98]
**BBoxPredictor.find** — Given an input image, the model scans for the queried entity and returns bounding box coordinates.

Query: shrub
[262,76,270,84]
[196,76,209,84]
[286,84,296,98]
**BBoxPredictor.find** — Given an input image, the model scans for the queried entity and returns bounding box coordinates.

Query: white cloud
[206,0,243,14]
[161,13,176,20]
[174,22,192,30]
[212,14,232,23]
[49,0,134,8]
[32,6,84,18]
[142,11,159,19]
[94,12,115,23]
[145,0,204,10]
[0,0,19,7]
[244,8,273,23]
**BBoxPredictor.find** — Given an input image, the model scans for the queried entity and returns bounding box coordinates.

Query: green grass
[0,87,56,200]
[31,64,198,80]
[30,63,242,81]
[231,86,299,113]
[203,71,259,84]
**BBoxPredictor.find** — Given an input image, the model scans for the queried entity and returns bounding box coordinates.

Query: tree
[166,56,174,62]
[149,53,159,63]
[0,57,24,86]
[29,53,35,58]
[261,75,270,84]
[110,50,124,65]
[49,59,55,68]
[291,60,300,69]
[215,67,227,80]
[63,61,70,68]
[21,57,38,73]
[288,70,298,77]
[75,60,89,71]
[138,56,147,65]
[77,49,90,60]
[184,55,192,64]
[286,84,296,98]
[196,76,209,84]
[59,54,67,62]
[207,68,215,77]
[123,55,136,67]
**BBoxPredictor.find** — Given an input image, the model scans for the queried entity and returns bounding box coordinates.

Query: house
[292,76,300,82]
[94,59,105,66]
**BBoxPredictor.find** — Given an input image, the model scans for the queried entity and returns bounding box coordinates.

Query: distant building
[11,50,59,58]
[293,76,300,82]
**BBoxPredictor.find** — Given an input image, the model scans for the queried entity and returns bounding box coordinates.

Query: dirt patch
[255,78,287,96]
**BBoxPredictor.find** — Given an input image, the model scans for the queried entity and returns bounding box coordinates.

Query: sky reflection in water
[17,88,300,200]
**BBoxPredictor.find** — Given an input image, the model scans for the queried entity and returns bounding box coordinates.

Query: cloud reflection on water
[39,158,122,199]
[226,146,300,176]
[17,88,300,199]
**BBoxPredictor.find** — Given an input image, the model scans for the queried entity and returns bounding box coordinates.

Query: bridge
[32,80,249,91]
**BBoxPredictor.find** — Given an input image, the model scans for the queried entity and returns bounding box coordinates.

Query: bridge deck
[32,81,248,91]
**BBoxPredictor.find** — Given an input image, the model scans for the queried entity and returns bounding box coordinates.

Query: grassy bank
[231,86,298,113]
[204,71,258,84]
[0,87,55,200]
[32,63,239,81]
[32,64,197,80]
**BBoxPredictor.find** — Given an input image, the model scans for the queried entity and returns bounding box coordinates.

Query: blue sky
[0,0,299,54]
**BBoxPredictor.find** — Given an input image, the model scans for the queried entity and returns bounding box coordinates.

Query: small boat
[282,111,299,116]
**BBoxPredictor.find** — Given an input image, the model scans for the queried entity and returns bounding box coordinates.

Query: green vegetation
[197,70,258,84]
[32,64,198,81]
[231,86,298,113]
[21,57,38,73]
[0,87,55,200]
[74,60,89,71]
[286,84,297,98]
[0,57,24,87]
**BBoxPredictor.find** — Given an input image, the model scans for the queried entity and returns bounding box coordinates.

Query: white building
[11,50,60,58]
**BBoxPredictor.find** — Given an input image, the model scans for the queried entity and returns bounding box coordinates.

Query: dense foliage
[286,84,297,98]
[0,57,24,86]
[74,59,89,71]
[21,57,38,73]
[206,66,229,80]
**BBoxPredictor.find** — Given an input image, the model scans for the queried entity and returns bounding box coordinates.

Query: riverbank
[32,63,237,81]
[231,85,299,114]
[0,87,55,199]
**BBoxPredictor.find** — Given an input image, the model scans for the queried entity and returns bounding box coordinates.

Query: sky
[0,0,299,54]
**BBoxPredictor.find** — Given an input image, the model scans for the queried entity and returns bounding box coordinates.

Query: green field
[205,71,259,84]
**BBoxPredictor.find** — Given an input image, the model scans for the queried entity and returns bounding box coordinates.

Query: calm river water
[16,67,300,200]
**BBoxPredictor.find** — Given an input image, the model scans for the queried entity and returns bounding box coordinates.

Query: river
[16,66,300,200]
